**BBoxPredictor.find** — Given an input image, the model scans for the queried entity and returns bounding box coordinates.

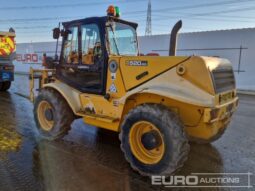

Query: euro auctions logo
[152,175,198,186]
[151,173,253,188]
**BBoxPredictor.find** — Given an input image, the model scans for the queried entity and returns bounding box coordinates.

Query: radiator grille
[212,68,236,94]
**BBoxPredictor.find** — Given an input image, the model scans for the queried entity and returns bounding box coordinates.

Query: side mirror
[61,29,71,38]
[53,28,60,39]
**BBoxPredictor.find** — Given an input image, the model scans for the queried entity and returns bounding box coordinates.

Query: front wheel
[0,81,11,91]
[34,88,75,141]
[120,104,190,176]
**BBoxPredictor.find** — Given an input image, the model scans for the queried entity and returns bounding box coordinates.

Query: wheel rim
[37,100,54,131]
[129,121,165,165]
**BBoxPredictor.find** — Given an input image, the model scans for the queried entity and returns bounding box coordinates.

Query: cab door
[57,22,106,94]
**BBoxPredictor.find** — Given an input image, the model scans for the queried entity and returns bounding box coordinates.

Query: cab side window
[63,26,79,64]
[58,23,104,94]
[81,24,103,67]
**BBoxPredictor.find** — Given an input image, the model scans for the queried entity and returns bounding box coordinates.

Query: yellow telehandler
[29,6,238,176]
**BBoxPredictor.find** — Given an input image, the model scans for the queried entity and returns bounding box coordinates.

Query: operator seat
[82,48,94,65]
[68,51,79,64]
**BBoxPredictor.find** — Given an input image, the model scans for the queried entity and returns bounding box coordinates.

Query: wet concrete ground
[0,74,254,191]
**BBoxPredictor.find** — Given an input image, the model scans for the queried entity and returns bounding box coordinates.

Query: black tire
[0,82,3,91]
[34,88,75,141]
[119,104,190,176]
[0,81,11,91]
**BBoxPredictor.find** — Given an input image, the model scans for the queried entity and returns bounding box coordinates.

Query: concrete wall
[14,28,255,90]
[14,42,61,73]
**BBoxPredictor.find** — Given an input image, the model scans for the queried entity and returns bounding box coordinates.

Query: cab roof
[62,16,138,29]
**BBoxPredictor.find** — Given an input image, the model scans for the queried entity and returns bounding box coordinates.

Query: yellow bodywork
[30,55,238,141]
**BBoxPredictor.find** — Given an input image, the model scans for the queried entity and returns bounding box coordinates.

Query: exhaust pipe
[169,20,182,56]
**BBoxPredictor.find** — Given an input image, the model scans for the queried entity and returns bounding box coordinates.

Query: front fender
[43,81,82,115]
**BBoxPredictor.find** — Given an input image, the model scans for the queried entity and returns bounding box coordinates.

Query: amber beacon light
[107,5,120,17]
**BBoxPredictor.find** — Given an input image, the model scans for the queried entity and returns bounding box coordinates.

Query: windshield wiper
[109,24,120,55]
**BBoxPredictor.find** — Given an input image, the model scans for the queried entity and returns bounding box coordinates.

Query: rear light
[2,66,14,70]
[204,108,220,123]
[210,108,220,121]
[219,91,234,104]
[3,66,14,70]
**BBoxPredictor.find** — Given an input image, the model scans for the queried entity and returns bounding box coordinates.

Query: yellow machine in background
[29,6,238,176]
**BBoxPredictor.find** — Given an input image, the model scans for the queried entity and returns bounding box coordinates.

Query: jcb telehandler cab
[30,6,238,176]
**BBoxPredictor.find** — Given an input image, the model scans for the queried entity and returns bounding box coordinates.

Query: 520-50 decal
[126,60,148,66]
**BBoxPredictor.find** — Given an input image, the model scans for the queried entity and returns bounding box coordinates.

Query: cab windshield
[107,21,138,56]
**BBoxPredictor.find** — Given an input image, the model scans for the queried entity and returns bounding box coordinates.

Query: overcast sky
[1,0,255,43]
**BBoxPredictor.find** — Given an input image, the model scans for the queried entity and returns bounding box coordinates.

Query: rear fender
[119,60,216,107]
[120,77,215,108]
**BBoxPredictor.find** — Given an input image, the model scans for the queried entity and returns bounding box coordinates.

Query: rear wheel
[34,88,75,141]
[120,104,190,176]
[0,81,11,91]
